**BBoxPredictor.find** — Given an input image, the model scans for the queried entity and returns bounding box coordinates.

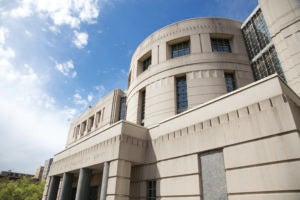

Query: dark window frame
[140,90,146,126]
[147,180,156,200]
[224,72,236,92]
[171,41,190,58]
[211,38,231,52]
[176,76,188,114]
[118,96,127,121]
[142,56,152,71]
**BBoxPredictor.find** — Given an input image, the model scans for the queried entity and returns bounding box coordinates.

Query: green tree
[0,177,45,200]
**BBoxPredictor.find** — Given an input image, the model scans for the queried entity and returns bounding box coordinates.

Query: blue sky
[0,0,257,174]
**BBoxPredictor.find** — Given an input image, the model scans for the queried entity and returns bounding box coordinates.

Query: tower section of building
[126,18,254,127]
[259,0,300,95]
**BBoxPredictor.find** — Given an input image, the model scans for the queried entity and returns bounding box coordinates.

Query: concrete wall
[128,75,300,200]
[49,121,148,176]
[66,89,125,146]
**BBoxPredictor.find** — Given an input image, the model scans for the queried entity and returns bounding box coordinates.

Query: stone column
[106,160,132,200]
[47,176,60,200]
[100,162,110,200]
[59,173,74,200]
[75,168,92,200]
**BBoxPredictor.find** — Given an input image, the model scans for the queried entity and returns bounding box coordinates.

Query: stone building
[34,166,44,181]
[43,0,300,200]
[42,158,53,181]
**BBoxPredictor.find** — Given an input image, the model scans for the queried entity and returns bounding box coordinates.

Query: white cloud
[24,30,32,37]
[10,4,32,18]
[87,93,93,102]
[0,47,15,59]
[0,62,76,173]
[62,106,79,122]
[48,25,61,34]
[71,71,77,78]
[0,27,8,45]
[0,0,109,174]
[10,0,100,29]
[76,0,99,23]
[73,93,88,108]
[73,31,88,48]
[55,60,77,78]
[94,85,106,99]
[95,85,105,93]
[72,89,103,110]
[0,42,83,173]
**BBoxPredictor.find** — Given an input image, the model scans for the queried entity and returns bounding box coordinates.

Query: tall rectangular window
[73,125,80,139]
[143,56,151,71]
[138,51,152,75]
[211,38,231,52]
[118,96,127,121]
[96,111,101,128]
[140,90,146,126]
[80,121,86,136]
[200,150,228,200]
[147,180,156,200]
[224,72,236,92]
[88,116,94,132]
[176,76,188,113]
[171,41,190,58]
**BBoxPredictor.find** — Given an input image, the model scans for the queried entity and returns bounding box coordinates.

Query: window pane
[224,73,236,92]
[143,56,151,71]
[147,180,156,200]
[176,76,188,113]
[118,97,127,120]
[251,46,285,81]
[140,91,146,126]
[171,41,190,58]
[211,38,231,52]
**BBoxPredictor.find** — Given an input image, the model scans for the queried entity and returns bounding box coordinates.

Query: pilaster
[106,160,132,200]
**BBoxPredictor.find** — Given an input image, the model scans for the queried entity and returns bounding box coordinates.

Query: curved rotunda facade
[43,1,300,200]
[126,18,253,127]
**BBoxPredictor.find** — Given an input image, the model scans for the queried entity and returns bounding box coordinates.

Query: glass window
[211,38,231,52]
[171,41,190,58]
[140,90,146,126]
[253,9,271,50]
[147,180,156,200]
[118,97,127,121]
[143,56,151,71]
[251,46,285,81]
[243,23,260,59]
[176,76,188,113]
[224,72,236,92]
